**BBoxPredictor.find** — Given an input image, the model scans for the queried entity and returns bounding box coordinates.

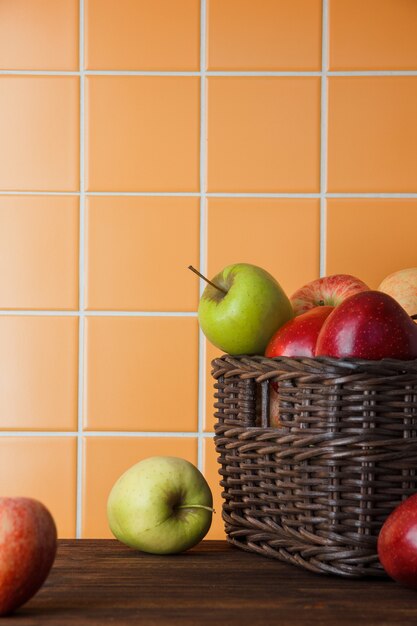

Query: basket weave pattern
[212,354,417,577]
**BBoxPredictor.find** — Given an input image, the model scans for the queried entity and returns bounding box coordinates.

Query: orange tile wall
[0,0,416,540]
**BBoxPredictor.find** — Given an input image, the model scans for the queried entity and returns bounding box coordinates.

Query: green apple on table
[193,263,293,355]
[107,456,213,555]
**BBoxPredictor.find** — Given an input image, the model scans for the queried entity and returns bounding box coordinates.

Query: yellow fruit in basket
[378,267,417,318]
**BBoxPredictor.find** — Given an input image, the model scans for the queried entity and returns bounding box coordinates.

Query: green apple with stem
[190,263,293,355]
[107,456,214,555]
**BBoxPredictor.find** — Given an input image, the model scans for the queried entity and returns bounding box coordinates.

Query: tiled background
[0,0,417,539]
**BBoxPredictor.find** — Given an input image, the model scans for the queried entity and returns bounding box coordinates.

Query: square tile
[203,437,225,539]
[0,317,79,431]
[329,0,417,70]
[208,0,322,70]
[85,196,199,311]
[0,437,77,537]
[0,196,79,310]
[85,0,200,70]
[206,198,320,297]
[82,436,198,538]
[328,77,417,192]
[0,0,78,71]
[327,199,417,288]
[0,76,79,192]
[86,76,200,192]
[84,317,199,431]
[207,77,321,192]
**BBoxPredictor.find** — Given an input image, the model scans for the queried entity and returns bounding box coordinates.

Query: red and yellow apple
[378,267,417,318]
[291,274,370,316]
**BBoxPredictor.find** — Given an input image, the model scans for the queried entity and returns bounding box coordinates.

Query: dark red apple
[315,290,417,360]
[265,306,333,428]
[378,494,417,588]
[265,305,334,358]
[0,497,57,615]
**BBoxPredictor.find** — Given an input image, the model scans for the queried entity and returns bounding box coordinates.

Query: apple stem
[177,504,216,513]
[188,265,228,295]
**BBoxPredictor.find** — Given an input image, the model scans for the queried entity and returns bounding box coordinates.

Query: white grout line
[76,0,85,539]
[0,310,199,316]
[319,0,329,278]
[0,191,81,196]
[84,431,215,437]
[0,431,216,437]
[0,70,80,76]
[197,0,207,475]
[85,70,201,76]
[326,192,417,198]
[327,70,417,76]
[1,190,417,198]
[207,192,321,198]
[83,311,199,316]
[1,70,417,77]
[87,191,201,197]
[0,432,78,437]
[206,71,322,77]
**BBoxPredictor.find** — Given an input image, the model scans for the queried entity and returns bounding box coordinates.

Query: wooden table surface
[5,539,417,625]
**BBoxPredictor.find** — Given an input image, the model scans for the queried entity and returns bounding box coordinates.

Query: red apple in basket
[378,493,417,588]
[265,306,333,427]
[0,497,57,615]
[291,274,370,316]
[265,305,334,359]
[315,290,417,360]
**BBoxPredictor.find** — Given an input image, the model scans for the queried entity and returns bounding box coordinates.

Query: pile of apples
[195,263,417,361]
[195,263,417,588]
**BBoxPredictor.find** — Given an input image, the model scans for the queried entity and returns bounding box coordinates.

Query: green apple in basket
[189,263,293,355]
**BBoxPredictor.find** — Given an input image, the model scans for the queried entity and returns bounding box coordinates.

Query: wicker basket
[212,354,417,578]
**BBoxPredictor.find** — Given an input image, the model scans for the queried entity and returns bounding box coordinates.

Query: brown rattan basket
[212,354,417,578]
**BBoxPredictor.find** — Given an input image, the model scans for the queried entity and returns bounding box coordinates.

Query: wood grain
[4,540,417,625]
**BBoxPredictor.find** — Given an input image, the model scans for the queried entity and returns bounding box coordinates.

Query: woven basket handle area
[212,354,417,427]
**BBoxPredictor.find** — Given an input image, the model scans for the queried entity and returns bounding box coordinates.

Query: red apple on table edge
[315,290,417,360]
[378,493,417,588]
[291,274,370,316]
[265,305,334,359]
[0,497,57,615]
